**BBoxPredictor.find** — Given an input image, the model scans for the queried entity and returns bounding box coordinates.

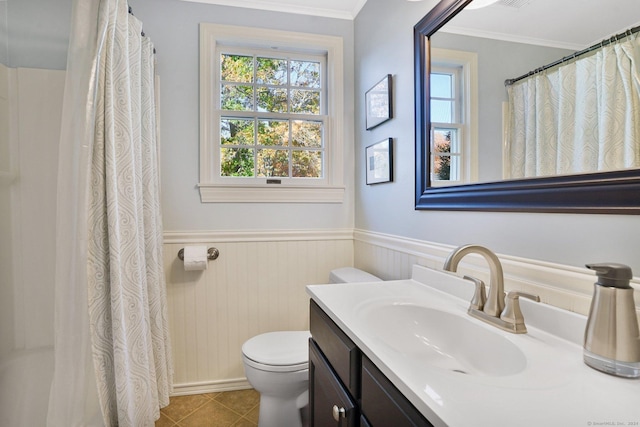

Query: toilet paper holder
[177,247,220,262]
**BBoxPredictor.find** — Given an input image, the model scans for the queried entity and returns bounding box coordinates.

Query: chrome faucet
[443,244,539,334]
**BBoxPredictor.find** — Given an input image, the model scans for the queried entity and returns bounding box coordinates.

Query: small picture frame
[366,138,393,185]
[365,74,393,130]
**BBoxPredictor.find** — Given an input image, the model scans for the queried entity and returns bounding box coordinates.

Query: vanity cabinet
[360,356,432,427]
[309,300,433,427]
[309,340,358,427]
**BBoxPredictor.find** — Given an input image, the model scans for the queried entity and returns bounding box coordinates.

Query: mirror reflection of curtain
[506,35,640,179]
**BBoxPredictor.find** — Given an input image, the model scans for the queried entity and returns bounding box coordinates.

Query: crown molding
[179,0,364,20]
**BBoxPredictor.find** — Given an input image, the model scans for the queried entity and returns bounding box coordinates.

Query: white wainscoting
[164,227,639,395]
[163,229,354,395]
[354,229,640,317]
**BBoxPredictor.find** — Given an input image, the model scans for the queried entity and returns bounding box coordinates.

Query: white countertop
[306,265,640,427]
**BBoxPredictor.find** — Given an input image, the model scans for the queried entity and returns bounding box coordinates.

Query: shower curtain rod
[128,6,156,54]
[504,24,640,86]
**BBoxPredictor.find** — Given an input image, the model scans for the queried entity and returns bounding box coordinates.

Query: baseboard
[171,378,252,396]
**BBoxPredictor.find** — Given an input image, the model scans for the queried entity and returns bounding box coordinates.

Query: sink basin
[358,302,527,377]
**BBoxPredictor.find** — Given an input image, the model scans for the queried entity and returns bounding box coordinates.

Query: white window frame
[430,48,478,187]
[199,24,345,203]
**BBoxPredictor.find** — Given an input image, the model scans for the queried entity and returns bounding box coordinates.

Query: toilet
[241,267,381,427]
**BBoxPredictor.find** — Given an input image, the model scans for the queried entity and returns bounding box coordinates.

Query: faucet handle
[464,275,486,311]
[500,291,540,333]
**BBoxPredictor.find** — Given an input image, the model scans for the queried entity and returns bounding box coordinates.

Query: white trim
[199,23,345,203]
[440,25,585,51]
[197,184,344,203]
[171,378,252,396]
[179,0,359,20]
[354,229,452,264]
[163,228,354,243]
[430,48,478,185]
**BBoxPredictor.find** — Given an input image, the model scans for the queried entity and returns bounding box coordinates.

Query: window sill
[198,184,345,203]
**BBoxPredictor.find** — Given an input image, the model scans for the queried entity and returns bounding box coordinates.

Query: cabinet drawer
[361,356,433,427]
[309,339,358,427]
[310,300,360,398]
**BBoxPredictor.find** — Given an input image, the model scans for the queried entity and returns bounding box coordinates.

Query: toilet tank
[328,267,381,284]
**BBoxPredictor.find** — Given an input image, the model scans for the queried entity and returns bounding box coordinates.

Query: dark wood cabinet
[309,298,360,397]
[309,300,433,427]
[309,339,358,427]
[361,356,432,427]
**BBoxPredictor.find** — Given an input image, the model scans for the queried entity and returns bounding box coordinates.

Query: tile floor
[155,389,260,427]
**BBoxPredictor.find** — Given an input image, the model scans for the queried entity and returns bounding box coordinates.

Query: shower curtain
[48,1,172,426]
[506,34,640,179]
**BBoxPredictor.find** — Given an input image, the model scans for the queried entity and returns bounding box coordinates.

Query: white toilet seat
[242,331,311,373]
[243,355,308,373]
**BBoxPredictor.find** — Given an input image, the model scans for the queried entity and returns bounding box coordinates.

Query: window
[430,48,478,186]
[431,67,463,183]
[218,51,325,179]
[200,24,345,203]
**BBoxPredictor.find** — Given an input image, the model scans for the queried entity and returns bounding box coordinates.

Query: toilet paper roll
[183,245,208,271]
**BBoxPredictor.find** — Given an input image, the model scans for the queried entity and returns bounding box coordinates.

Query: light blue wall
[10,0,640,272]
[0,2,7,65]
[354,0,640,273]
[6,0,71,69]
[130,0,356,231]
[10,0,357,232]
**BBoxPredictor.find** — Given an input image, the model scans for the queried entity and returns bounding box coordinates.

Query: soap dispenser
[584,263,640,378]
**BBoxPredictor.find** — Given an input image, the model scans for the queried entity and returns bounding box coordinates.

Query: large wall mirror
[414,0,640,213]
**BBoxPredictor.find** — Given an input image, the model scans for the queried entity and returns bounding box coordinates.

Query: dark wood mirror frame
[414,0,640,214]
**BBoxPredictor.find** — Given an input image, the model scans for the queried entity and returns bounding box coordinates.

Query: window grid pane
[219,50,325,180]
[290,60,321,88]
[220,147,255,177]
[221,117,255,145]
[430,66,463,183]
[430,73,452,98]
[257,119,289,147]
[430,99,454,123]
[292,150,323,178]
[432,127,460,182]
[221,54,254,83]
[256,57,287,85]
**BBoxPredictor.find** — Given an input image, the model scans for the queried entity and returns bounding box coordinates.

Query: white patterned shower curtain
[506,34,640,179]
[48,1,172,426]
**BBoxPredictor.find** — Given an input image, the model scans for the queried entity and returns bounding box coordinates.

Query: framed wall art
[365,74,393,130]
[366,138,393,185]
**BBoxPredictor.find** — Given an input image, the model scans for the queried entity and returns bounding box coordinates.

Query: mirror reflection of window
[430,72,455,122]
[430,67,462,184]
[429,57,475,186]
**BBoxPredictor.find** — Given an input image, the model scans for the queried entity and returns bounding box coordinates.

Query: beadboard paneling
[165,228,640,394]
[354,229,640,317]
[163,229,353,394]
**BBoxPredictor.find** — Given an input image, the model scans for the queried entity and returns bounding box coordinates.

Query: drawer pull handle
[332,405,346,421]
